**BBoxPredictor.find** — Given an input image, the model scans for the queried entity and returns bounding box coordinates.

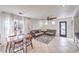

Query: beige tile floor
[0,36,79,53]
[48,37,79,53]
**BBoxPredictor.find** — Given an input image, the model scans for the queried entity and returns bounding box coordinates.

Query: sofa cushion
[46,32,54,34]
[35,32,43,36]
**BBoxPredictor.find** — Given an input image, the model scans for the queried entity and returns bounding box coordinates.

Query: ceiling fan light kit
[45,21,48,25]
[52,21,55,24]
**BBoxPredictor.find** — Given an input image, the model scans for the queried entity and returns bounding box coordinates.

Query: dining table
[6,33,33,53]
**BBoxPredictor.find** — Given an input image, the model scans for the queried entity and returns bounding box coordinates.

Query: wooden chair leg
[6,42,9,53]
[13,43,15,53]
[9,42,12,53]
[26,45,27,53]
[23,48,25,53]
[30,40,33,49]
[31,43,33,49]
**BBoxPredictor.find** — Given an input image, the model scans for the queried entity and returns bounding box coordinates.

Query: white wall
[73,16,79,47]
[31,19,57,30]
[0,13,1,32]
[74,16,79,41]
[58,17,74,39]
[24,18,30,34]
[31,19,40,30]
[56,17,74,39]
[74,16,79,33]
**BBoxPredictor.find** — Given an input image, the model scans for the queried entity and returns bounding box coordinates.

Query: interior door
[59,21,67,37]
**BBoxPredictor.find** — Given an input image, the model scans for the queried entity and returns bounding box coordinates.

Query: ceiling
[0,5,79,19]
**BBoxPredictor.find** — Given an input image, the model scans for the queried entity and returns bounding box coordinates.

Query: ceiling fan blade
[49,17,57,20]
[40,17,57,20]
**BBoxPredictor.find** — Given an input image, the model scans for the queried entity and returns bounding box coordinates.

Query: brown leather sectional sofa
[30,29,56,38]
[30,30,43,37]
[45,29,56,36]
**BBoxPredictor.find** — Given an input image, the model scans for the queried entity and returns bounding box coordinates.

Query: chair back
[13,39,24,53]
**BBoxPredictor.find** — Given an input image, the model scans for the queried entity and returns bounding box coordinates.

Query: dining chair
[12,39,25,53]
[6,35,15,53]
[6,35,25,53]
[25,34,33,53]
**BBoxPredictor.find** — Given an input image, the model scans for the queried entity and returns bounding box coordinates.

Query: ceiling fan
[40,16,57,20]
[47,16,57,20]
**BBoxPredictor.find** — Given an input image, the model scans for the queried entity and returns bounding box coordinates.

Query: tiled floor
[48,37,79,53]
[0,36,79,53]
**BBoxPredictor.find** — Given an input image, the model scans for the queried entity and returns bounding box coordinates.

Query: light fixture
[18,12,23,15]
[45,21,48,25]
[52,21,55,24]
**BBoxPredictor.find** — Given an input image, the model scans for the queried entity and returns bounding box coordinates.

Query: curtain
[0,12,26,43]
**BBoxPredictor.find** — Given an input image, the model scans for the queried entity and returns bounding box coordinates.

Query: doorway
[59,21,67,37]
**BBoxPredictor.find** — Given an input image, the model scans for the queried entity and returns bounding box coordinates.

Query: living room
[0,5,79,53]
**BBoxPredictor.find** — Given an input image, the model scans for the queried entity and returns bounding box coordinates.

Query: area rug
[34,35,54,44]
